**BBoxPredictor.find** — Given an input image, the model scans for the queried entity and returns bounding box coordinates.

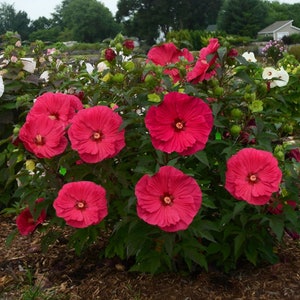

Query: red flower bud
[105,48,117,61]
[123,39,135,50]
[228,48,238,57]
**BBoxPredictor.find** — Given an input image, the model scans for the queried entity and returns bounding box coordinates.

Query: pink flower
[147,42,194,82]
[145,92,213,155]
[68,106,125,163]
[53,181,108,228]
[19,116,68,159]
[16,198,46,236]
[225,148,282,205]
[187,38,220,83]
[135,166,202,232]
[27,92,83,127]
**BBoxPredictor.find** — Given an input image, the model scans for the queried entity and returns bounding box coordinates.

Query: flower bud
[104,48,117,62]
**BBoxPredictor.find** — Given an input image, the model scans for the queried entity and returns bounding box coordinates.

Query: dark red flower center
[92,131,103,141]
[248,174,258,183]
[161,193,174,206]
[174,118,185,131]
[34,134,45,145]
[75,200,87,210]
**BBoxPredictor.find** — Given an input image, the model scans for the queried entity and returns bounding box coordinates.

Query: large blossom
[53,181,108,228]
[16,198,46,236]
[225,148,282,205]
[135,166,202,232]
[145,92,213,155]
[147,42,194,82]
[27,92,83,127]
[19,116,68,159]
[262,66,289,88]
[187,38,220,83]
[68,106,125,163]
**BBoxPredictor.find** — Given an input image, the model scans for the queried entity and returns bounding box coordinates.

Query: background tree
[0,3,31,40]
[264,1,300,28]
[56,0,122,42]
[217,0,268,38]
[28,17,61,42]
[116,0,223,46]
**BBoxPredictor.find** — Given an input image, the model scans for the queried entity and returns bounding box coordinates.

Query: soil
[1,214,300,300]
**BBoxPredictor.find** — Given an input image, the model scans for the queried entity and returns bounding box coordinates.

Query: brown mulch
[0,214,300,300]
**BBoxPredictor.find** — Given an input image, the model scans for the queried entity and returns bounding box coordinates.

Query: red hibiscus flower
[225,148,282,205]
[187,38,220,83]
[19,116,68,159]
[135,166,202,232]
[16,198,46,236]
[147,42,194,82]
[53,181,108,228]
[145,92,213,155]
[68,106,125,163]
[26,92,83,127]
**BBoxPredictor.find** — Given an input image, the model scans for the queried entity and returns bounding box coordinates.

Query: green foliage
[1,31,300,275]
[288,45,300,62]
[0,3,31,40]
[166,30,253,51]
[116,0,223,46]
[217,0,268,38]
[57,0,121,42]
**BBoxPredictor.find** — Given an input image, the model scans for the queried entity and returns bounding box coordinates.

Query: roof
[258,20,294,34]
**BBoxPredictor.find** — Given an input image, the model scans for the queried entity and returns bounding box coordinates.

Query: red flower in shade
[287,148,300,161]
[123,39,135,50]
[147,42,194,82]
[145,92,213,155]
[16,198,46,236]
[228,48,238,57]
[105,48,117,61]
[26,92,83,128]
[268,198,299,239]
[187,38,220,83]
[68,106,125,163]
[135,166,202,232]
[53,181,108,228]
[268,200,297,215]
[19,116,68,159]
[225,148,282,205]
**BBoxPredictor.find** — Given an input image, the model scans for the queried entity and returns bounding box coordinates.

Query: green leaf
[245,242,258,266]
[232,201,247,218]
[194,151,210,167]
[234,232,245,257]
[269,216,284,240]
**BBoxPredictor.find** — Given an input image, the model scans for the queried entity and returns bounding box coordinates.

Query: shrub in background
[0,31,300,274]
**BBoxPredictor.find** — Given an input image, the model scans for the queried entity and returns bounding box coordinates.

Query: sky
[7,0,118,20]
[5,0,300,21]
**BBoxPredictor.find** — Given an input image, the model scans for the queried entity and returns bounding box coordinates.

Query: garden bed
[1,214,300,300]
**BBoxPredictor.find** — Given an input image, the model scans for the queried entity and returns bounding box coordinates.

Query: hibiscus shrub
[1,31,300,273]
